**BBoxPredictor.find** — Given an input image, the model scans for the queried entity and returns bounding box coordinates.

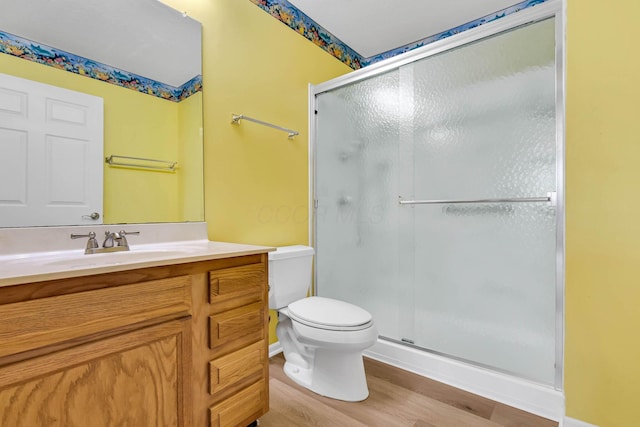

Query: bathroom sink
[41,249,190,267]
[32,241,209,268]
[0,239,212,275]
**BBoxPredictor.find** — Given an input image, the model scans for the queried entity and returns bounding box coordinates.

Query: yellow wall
[565,1,640,425]
[0,52,196,224]
[104,89,181,224]
[162,0,351,246]
[159,2,640,422]
[178,91,204,221]
[162,0,351,344]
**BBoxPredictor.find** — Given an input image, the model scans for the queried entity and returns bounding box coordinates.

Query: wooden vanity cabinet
[0,318,192,426]
[193,255,270,427]
[0,252,270,427]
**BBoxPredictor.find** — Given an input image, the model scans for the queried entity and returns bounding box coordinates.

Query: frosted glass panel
[315,18,558,386]
[411,203,556,383]
[408,20,556,200]
[315,69,405,340]
[405,19,557,384]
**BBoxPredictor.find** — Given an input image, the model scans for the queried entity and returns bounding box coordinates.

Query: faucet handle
[71,231,99,251]
[112,230,140,248]
[70,232,95,239]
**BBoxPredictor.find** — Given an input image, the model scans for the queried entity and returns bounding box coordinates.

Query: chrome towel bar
[399,192,556,206]
[105,155,177,172]
[231,113,299,139]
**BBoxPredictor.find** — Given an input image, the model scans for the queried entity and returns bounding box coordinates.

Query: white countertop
[0,240,273,288]
[0,223,274,288]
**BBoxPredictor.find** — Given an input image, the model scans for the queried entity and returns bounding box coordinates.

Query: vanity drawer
[208,302,264,351]
[0,276,191,359]
[209,380,266,427]
[209,340,266,395]
[208,263,264,312]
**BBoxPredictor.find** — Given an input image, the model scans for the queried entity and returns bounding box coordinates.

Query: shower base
[364,338,564,421]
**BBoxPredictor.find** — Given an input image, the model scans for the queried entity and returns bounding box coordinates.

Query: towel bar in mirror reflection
[105,155,178,172]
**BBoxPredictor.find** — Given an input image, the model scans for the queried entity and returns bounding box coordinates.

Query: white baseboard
[562,417,599,427]
[364,339,564,421]
[270,338,576,423]
[269,342,283,358]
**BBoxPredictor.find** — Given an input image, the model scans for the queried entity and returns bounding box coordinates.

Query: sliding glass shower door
[314,18,560,386]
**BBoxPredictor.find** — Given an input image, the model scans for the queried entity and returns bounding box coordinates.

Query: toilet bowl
[269,246,378,402]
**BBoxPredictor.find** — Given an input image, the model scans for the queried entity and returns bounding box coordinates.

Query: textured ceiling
[287,0,528,58]
[0,0,201,87]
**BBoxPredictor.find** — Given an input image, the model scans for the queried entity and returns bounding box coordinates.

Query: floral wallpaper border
[0,30,201,102]
[249,0,549,69]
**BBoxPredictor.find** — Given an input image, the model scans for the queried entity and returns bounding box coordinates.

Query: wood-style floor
[259,355,558,427]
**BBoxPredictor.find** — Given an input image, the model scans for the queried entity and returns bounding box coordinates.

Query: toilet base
[282,347,370,402]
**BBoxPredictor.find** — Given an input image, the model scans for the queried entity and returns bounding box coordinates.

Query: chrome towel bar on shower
[399,192,557,206]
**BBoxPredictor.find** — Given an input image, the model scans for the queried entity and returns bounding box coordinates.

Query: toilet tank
[268,245,315,310]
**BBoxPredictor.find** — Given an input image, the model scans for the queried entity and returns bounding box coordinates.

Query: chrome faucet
[103,230,140,250]
[71,230,140,254]
[103,230,122,248]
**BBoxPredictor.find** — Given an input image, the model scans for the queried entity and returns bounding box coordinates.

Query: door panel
[404,18,557,385]
[315,18,559,386]
[0,128,27,204]
[0,72,103,226]
[0,319,190,427]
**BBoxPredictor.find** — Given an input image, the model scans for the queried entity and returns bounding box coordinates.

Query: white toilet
[269,245,378,402]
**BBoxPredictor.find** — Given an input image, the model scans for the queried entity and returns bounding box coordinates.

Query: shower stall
[310,2,564,419]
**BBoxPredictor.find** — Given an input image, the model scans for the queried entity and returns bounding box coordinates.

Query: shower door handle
[398,192,556,206]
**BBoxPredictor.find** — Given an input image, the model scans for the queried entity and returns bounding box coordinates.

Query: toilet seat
[287,296,373,331]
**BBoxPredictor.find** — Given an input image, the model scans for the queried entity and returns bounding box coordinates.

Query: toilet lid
[287,296,372,330]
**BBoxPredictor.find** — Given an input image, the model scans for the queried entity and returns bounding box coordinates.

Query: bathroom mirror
[0,0,203,227]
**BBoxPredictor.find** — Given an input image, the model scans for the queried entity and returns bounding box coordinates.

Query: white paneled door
[0,73,103,227]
